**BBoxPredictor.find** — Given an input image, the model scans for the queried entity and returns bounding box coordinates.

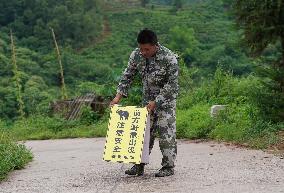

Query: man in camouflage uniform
[110,29,179,177]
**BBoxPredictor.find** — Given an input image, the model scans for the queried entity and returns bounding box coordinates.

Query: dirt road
[0,138,283,193]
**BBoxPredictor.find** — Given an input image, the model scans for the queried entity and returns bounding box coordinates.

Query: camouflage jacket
[117,44,179,109]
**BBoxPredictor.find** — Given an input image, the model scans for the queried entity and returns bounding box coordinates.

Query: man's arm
[110,51,138,106]
[154,55,179,108]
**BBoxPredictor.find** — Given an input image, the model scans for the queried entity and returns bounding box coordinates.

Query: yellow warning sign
[103,105,150,164]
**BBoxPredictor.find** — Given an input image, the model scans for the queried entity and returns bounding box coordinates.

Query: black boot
[125,164,145,176]
[155,167,174,177]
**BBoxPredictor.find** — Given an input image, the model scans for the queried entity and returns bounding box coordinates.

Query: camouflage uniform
[117,43,179,168]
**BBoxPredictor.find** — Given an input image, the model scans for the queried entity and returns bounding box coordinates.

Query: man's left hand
[146,101,156,112]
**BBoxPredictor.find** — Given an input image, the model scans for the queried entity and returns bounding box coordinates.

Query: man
[110,29,179,177]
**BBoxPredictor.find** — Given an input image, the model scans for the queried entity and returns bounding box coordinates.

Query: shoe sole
[125,171,144,176]
[155,172,174,177]
[125,172,137,175]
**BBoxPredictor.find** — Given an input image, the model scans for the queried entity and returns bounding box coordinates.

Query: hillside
[0,0,251,119]
[0,0,283,147]
[0,0,284,181]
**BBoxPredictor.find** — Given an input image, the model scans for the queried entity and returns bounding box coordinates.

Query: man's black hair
[137,29,158,45]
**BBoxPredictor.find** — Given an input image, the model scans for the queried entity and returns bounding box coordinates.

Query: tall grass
[177,67,284,148]
[9,110,109,141]
[0,130,33,181]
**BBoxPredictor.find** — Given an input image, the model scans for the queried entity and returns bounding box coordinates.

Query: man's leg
[155,106,177,177]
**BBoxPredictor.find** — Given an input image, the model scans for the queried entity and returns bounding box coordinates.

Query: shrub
[0,132,33,180]
[80,106,101,125]
[177,103,213,139]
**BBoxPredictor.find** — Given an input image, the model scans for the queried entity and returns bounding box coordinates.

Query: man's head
[137,29,158,58]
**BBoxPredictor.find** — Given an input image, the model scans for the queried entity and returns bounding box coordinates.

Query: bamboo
[50,28,68,100]
[10,30,25,118]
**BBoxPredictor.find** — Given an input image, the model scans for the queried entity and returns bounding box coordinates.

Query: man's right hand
[109,93,122,107]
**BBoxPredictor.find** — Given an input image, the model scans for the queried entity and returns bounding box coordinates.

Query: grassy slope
[81,2,283,149]
[5,1,283,151]
[83,2,236,65]
[3,0,283,183]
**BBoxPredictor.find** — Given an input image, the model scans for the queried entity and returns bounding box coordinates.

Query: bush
[10,115,82,140]
[210,103,280,148]
[8,113,109,140]
[80,106,100,125]
[210,104,257,142]
[0,132,33,181]
[177,103,213,139]
[176,67,283,148]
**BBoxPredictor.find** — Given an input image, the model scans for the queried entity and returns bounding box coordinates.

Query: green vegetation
[0,0,103,49]
[231,0,284,122]
[177,66,284,148]
[0,0,283,180]
[8,114,108,141]
[0,129,33,180]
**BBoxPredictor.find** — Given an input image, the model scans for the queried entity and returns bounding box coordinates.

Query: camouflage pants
[148,105,177,168]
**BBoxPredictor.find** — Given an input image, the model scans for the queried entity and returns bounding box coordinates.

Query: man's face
[138,43,157,58]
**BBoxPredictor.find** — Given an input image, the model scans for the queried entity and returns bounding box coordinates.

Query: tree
[168,26,200,66]
[23,76,52,115]
[0,0,103,49]
[141,0,150,7]
[231,0,284,121]
[233,1,284,59]
[173,0,183,10]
